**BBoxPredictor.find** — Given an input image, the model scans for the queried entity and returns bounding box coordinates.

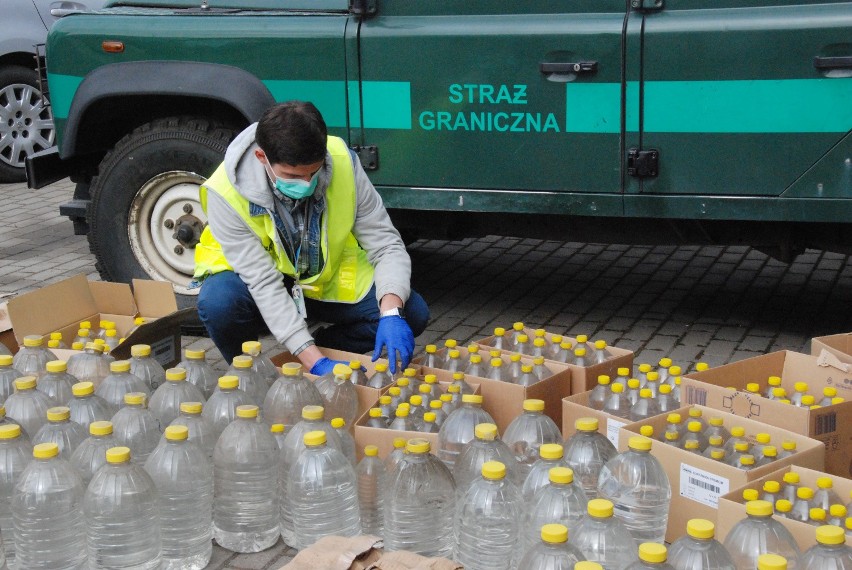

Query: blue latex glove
[372,315,415,374]
[310,357,348,376]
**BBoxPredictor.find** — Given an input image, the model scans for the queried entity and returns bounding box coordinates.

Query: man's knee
[405,291,430,337]
[197,272,251,323]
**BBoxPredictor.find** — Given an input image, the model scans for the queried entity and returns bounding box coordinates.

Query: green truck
[26,0,852,312]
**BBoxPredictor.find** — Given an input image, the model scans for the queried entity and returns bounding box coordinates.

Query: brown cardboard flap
[811,333,852,365]
[110,308,196,362]
[816,349,851,374]
[368,551,463,570]
[132,279,179,317]
[279,535,382,570]
[89,281,138,316]
[7,274,98,342]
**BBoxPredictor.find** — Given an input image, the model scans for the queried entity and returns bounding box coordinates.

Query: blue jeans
[197,271,430,364]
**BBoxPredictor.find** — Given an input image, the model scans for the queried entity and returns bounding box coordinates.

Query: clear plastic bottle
[66,343,111,389]
[465,354,485,378]
[454,460,523,570]
[503,399,562,479]
[570,498,638,570]
[240,341,278,386]
[12,335,55,378]
[177,349,218,400]
[781,471,801,504]
[73,328,91,347]
[801,525,852,569]
[667,518,736,570]
[515,334,531,356]
[453,423,520,498]
[509,322,525,346]
[588,375,611,411]
[84,446,161,569]
[69,420,116,487]
[67,381,112,432]
[357,445,386,538]
[790,382,809,408]
[103,329,120,352]
[0,424,31,568]
[365,407,388,429]
[95,360,150,415]
[505,353,522,381]
[722,500,802,570]
[367,362,394,389]
[288,430,361,549]
[751,433,772,462]
[269,423,287,449]
[488,357,510,382]
[438,394,496,470]
[723,427,749,456]
[761,480,781,506]
[775,499,793,519]
[706,417,731,445]
[32,406,86,460]
[384,439,456,557]
[602,383,631,419]
[809,508,827,526]
[553,341,573,364]
[262,362,323,427]
[491,328,507,351]
[384,437,407,474]
[524,466,589,550]
[144,425,212,570]
[814,477,842,511]
[445,349,464,374]
[792,488,815,522]
[316,364,359,427]
[148,367,205,428]
[597,436,671,546]
[686,408,709,431]
[450,372,476,395]
[0,355,22,403]
[533,356,552,380]
[202,376,254,440]
[819,387,838,408]
[764,376,782,399]
[388,405,415,431]
[776,440,797,460]
[630,388,662,421]
[573,348,588,368]
[657,384,678,413]
[331,417,357,466]
[12,442,86,569]
[828,505,848,528]
[755,446,778,468]
[39,360,77,406]
[626,379,641,407]
[423,344,441,369]
[213,405,278,552]
[682,421,709,453]
[348,360,366,387]
[518,523,586,570]
[129,345,167,392]
[522,443,571,501]
[227,355,268,406]
[563,418,617,500]
[111,392,163,465]
[516,364,539,387]
[5,376,54,439]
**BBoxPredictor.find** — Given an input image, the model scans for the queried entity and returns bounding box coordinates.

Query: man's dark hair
[256,101,328,166]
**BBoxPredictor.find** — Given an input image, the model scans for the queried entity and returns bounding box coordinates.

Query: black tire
[87,117,238,334]
[0,65,54,183]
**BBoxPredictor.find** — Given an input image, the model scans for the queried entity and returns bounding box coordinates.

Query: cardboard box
[812,332,852,366]
[562,390,667,449]
[616,404,825,542]
[5,274,188,367]
[716,465,852,550]
[682,350,852,477]
[0,302,15,355]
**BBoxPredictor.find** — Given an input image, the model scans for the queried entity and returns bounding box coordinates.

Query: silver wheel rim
[127,171,207,296]
[0,82,54,169]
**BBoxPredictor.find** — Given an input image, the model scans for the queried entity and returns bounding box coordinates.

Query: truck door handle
[813,55,852,70]
[540,61,598,75]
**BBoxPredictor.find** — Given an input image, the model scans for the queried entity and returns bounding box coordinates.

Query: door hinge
[352,145,379,171]
[627,148,659,178]
[349,0,377,17]
[631,0,664,11]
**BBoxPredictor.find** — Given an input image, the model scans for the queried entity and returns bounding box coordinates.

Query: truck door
[636,1,852,201]
[353,2,628,203]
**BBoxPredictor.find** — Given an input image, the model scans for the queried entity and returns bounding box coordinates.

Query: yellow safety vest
[193,136,374,303]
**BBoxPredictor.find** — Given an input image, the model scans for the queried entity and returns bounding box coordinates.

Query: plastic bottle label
[606,418,626,447]
[149,337,175,367]
[679,463,729,508]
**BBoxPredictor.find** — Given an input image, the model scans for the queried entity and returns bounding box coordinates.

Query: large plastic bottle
[288,430,361,549]
[524,466,590,550]
[563,418,617,500]
[366,362,394,389]
[438,394,496,470]
[0,424,31,568]
[148,367,206,428]
[167,401,215,460]
[522,443,571,501]
[38,361,77,406]
[203,376,254,440]
[12,335,55,378]
[629,389,662,422]
[95,360,150,415]
[570,498,638,570]
[331,417,357,466]
[32,406,86,460]
[263,362,323,427]
[67,381,112,432]
[129,345,167,392]
[227,355,268,405]
[602,383,631,419]
[625,543,675,570]
[722,500,801,570]
[213,405,279,553]
[144,425,213,570]
[384,439,456,557]
[801,525,852,569]
[12,442,87,569]
[518,523,586,570]
[0,355,22,403]
[84,446,161,569]
[66,342,111,388]
[317,364,359,427]
[588,375,611,411]
[453,423,520,498]
[111,392,163,465]
[241,341,279,386]
[178,349,218,399]
[356,445,386,538]
[813,477,842,511]
[5,376,54,439]
[454,460,523,570]
[69,420,116,487]
[667,519,736,570]
[384,437,407,474]
[503,399,563,479]
[597,436,671,546]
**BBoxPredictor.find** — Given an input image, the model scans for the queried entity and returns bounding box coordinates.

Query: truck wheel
[87,117,237,329]
[0,65,55,183]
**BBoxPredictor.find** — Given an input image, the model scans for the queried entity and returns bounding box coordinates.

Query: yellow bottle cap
[331,418,345,429]
[364,445,379,457]
[510,354,523,362]
[587,499,614,518]
[597,375,611,386]
[757,554,787,570]
[231,405,255,419]
[429,400,442,410]
[448,350,461,360]
[775,499,792,513]
[47,407,70,422]
[534,338,547,348]
[628,436,652,451]
[523,399,545,412]
[375,363,388,372]
[540,523,568,544]
[734,442,750,452]
[303,430,326,446]
[379,396,392,405]
[746,383,760,393]
[517,335,529,344]
[688,421,702,433]
[830,504,847,518]
[627,379,640,389]
[395,407,409,418]
[89,421,113,436]
[0,425,22,439]
[392,437,406,449]
[106,446,131,464]
[419,385,431,395]
[512,322,524,331]
[746,500,773,517]
[549,466,574,484]
[475,423,498,440]
[424,412,436,423]
[816,524,845,545]
[425,344,437,354]
[539,443,563,459]
[686,519,715,539]
[72,381,94,396]
[131,345,152,357]
[823,386,837,397]
[180,402,202,415]
[397,378,409,387]
[740,455,755,466]
[576,417,599,432]
[521,365,533,374]
[666,432,681,442]
[440,395,452,402]
[620,367,633,375]
[80,321,92,329]
[240,341,260,355]
[667,413,682,424]
[816,477,833,490]
[452,372,465,381]
[165,368,186,382]
[165,425,189,441]
[708,436,722,447]
[33,442,59,459]
[462,394,483,405]
[15,377,36,391]
[764,480,781,493]
[481,460,506,480]
[798,487,814,500]
[575,563,604,570]
[389,387,401,397]
[794,381,808,392]
[762,446,777,458]
[810,508,826,521]
[445,339,458,348]
[494,328,505,337]
[424,374,437,384]
[638,543,667,564]
[711,450,726,460]
[574,348,586,357]
[685,440,700,451]
[551,335,563,344]
[490,358,503,367]
[731,426,745,437]
[755,433,771,444]
[611,384,624,394]
[232,355,253,369]
[218,376,239,390]
[85,342,104,353]
[783,471,800,485]
[369,408,382,418]
[0,355,12,367]
[410,396,422,406]
[105,330,117,338]
[45,360,67,374]
[688,408,702,418]
[406,439,430,454]
[743,489,760,502]
[124,392,145,406]
[639,425,654,438]
[23,335,43,347]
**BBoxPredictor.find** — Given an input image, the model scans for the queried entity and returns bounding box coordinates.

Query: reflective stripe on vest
[193,136,374,303]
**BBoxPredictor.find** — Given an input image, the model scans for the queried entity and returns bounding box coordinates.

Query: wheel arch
[61,61,275,159]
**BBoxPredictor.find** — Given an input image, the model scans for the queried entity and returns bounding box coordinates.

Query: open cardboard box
[716,465,852,550]
[0,302,15,355]
[812,332,852,366]
[682,350,852,477]
[616,404,825,542]
[4,274,191,367]
[475,327,633,393]
[562,390,669,448]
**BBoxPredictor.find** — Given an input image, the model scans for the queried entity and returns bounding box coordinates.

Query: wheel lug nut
[182,204,193,214]
[174,245,184,255]
[164,219,174,229]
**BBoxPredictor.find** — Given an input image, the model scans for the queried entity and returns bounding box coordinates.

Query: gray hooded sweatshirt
[203,123,412,353]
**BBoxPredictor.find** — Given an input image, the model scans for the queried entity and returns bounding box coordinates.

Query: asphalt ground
[1,178,851,568]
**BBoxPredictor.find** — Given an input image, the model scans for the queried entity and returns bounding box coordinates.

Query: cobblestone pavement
[2,178,851,568]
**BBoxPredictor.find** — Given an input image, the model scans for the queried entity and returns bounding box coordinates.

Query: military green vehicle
[26,0,852,312]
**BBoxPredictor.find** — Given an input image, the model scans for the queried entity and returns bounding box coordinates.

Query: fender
[61,60,275,157]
